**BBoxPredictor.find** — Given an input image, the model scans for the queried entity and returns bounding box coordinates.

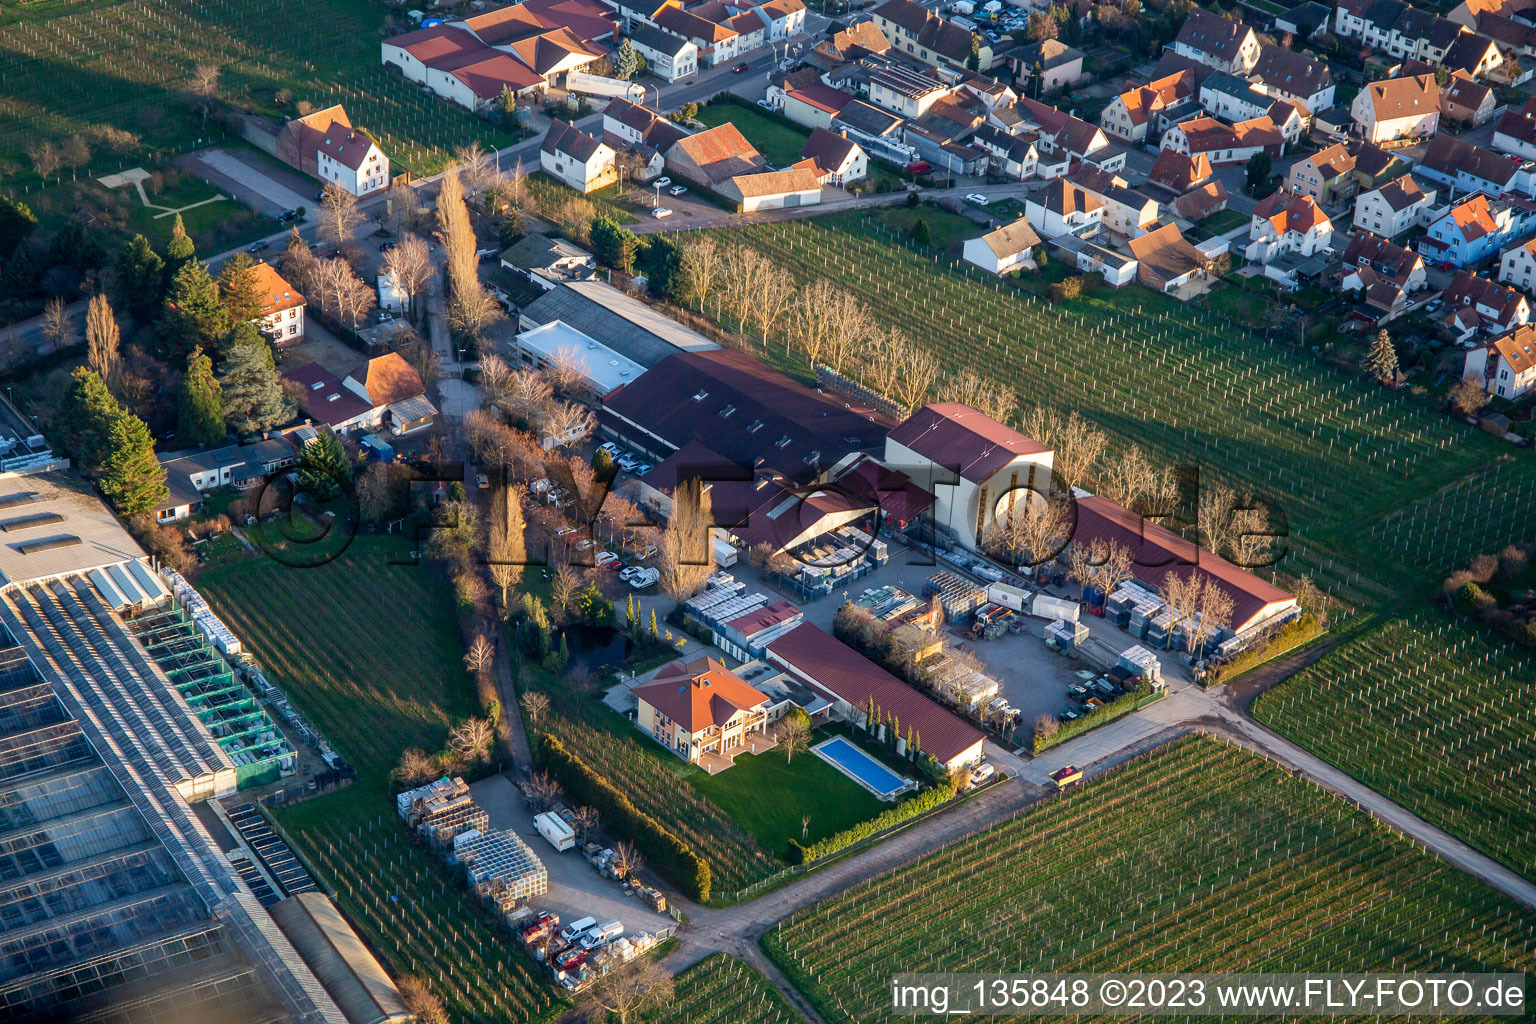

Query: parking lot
[470,774,676,939]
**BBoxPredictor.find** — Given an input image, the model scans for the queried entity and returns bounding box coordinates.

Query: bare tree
[507,156,530,210]
[487,482,526,610]
[1100,445,1177,519]
[571,805,599,841]
[539,401,595,450]
[544,345,592,397]
[392,748,435,787]
[583,956,674,1024]
[938,369,1016,424]
[549,564,579,624]
[29,141,61,179]
[464,634,495,673]
[85,294,120,390]
[186,63,221,127]
[59,134,91,172]
[1228,501,1276,568]
[320,183,363,247]
[863,329,903,401]
[776,709,811,764]
[383,234,433,322]
[450,716,495,764]
[313,257,373,329]
[1019,407,1107,490]
[454,141,503,196]
[609,839,641,879]
[1162,573,1234,657]
[658,476,714,600]
[445,284,503,344]
[525,770,561,808]
[478,353,515,406]
[40,297,76,350]
[742,255,796,341]
[789,278,842,367]
[888,332,939,413]
[683,236,725,310]
[1192,580,1234,656]
[983,495,1071,567]
[507,370,553,421]
[822,293,872,375]
[397,976,448,1024]
[521,691,550,730]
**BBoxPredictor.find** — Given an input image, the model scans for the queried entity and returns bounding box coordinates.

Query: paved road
[189,149,315,216]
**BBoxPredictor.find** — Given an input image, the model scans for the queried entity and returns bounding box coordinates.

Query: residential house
[765,623,986,771]
[871,0,994,71]
[1024,178,1104,239]
[1250,44,1335,111]
[719,168,822,211]
[799,128,867,185]
[1500,235,1536,290]
[654,5,742,65]
[1440,31,1504,78]
[1442,72,1499,126]
[1147,149,1214,192]
[1068,167,1161,238]
[539,120,617,193]
[1267,98,1311,144]
[962,220,1043,275]
[1354,174,1439,235]
[1199,70,1275,123]
[633,658,777,765]
[1173,181,1230,222]
[1419,192,1523,267]
[883,402,1054,552]
[1351,75,1440,144]
[1017,97,1125,171]
[1276,0,1334,39]
[1285,141,1357,201]
[1417,133,1535,198]
[1126,222,1210,297]
[1440,268,1531,338]
[781,83,855,129]
[664,122,765,184]
[1349,138,1412,188]
[1246,191,1334,264]
[1007,39,1085,93]
[626,23,698,80]
[499,234,596,290]
[342,352,439,436]
[1342,230,1427,323]
[815,20,890,62]
[247,262,305,344]
[286,362,377,434]
[1052,233,1142,286]
[867,64,952,118]
[275,105,391,196]
[1170,8,1261,73]
[971,123,1044,179]
[1493,96,1536,159]
[753,0,807,40]
[1464,323,1536,398]
[1099,69,1197,143]
[601,97,689,158]
[1334,0,1468,62]
[1159,115,1285,165]
[153,436,300,522]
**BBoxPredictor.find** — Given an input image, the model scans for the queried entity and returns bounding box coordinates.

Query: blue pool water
[815,736,910,798]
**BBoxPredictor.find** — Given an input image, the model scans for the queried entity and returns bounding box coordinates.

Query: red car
[732,61,750,72]
[554,947,588,971]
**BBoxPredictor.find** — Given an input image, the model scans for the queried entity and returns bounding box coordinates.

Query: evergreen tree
[0,195,37,261]
[162,213,195,284]
[648,608,659,641]
[54,368,119,475]
[3,243,38,299]
[98,408,167,515]
[160,259,230,359]
[176,347,225,446]
[589,214,638,272]
[216,251,268,324]
[112,234,165,325]
[1364,329,1399,384]
[49,220,107,273]
[910,218,932,245]
[613,38,640,80]
[298,432,349,500]
[221,322,281,397]
[638,235,688,303]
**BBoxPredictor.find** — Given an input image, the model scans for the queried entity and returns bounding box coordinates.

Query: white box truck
[534,811,576,852]
[1030,594,1080,623]
[711,536,738,568]
[986,582,1030,612]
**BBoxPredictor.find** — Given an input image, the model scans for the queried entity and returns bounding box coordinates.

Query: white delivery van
[559,916,597,943]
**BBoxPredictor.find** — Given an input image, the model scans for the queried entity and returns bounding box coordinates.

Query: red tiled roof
[635,657,769,732]
[766,623,984,764]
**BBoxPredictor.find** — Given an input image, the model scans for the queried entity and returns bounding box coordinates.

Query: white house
[719,168,822,212]
[1492,97,1536,160]
[1024,178,1104,239]
[883,402,1055,553]
[1160,115,1284,165]
[962,220,1042,276]
[1199,70,1275,123]
[1464,325,1536,400]
[626,24,698,81]
[1170,8,1261,73]
[539,120,617,194]
[1249,44,1335,111]
[1245,192,1334,263]
[315,128,389,196]
[1499,238,1536,293]
[1354,175,1438,237]
[1068,168,1160,239]
[753,0,807,40]
[798,128,867,186]
[1351,75,1440,144]
[249,262,305,343]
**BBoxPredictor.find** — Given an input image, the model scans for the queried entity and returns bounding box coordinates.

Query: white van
[559,916,597,943]
[580,920,623,950]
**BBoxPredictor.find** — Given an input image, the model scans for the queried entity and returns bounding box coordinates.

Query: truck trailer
[534,811,576,852]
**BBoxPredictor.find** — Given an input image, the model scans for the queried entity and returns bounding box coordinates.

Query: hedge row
[1034,684,1156,754]
[1210,613,1326,684]
[787,782,956,864]
[538,735,712,901]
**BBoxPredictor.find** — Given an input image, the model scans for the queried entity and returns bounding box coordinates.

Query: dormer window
[775,435,792,448]
[718,404,735,418]
[692,389,709,400]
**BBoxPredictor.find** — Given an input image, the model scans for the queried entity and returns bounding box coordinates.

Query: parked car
[476,473,489,489]
[757,98,772,109]
[1424,298,1443,314]
[668,185,688,197]
[314,190,326,201]
[732,61,750,72]
[633,463,652,476]
[1060,706,1083,722]
[554,947,588,971]
[636,544,657,560]
[595,551,620,568]
[598,442,620,456]
[379,240,397,252]
[616,454,638,470]
[554,526,577,538]
[619,565,643,580]
[654,176,672,188]
[580,920,623,950]
[652,207,673,219]
[965,193,990,206]
[247,240,269,254]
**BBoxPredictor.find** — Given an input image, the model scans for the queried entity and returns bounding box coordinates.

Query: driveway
[190,148,314,216]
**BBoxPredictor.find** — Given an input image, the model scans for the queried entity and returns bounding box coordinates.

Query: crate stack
[1118,646,1163,684]
[1045,618,1089,651]
[924,571,986,619]
[453,827,548,914]
[397,777,489,851]
[1127,593,1166,638]
[836,526,889,565]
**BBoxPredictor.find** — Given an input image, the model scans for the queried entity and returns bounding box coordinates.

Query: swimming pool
[812,736,914,800]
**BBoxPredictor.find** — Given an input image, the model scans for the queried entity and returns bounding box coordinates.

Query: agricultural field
[0,0,515,192]
[281,800,564,1024]
[654,954,804,1024]
[704,214,1536,602]
[763,735,1536,1024]
[199,534,477,785]
[1253,614,1536,877]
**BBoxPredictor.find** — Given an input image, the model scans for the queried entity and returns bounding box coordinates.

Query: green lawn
[688,730,885,859]
[876,205,980,251]
[696,101,812,167]
[764,735,1536,1024]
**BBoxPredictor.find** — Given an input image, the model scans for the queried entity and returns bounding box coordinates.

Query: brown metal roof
[886,403,1049,485]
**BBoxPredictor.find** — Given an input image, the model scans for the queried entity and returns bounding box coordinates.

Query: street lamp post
[654,181,662,207]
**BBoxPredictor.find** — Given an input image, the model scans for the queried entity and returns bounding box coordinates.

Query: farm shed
[271,892,414,1024]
